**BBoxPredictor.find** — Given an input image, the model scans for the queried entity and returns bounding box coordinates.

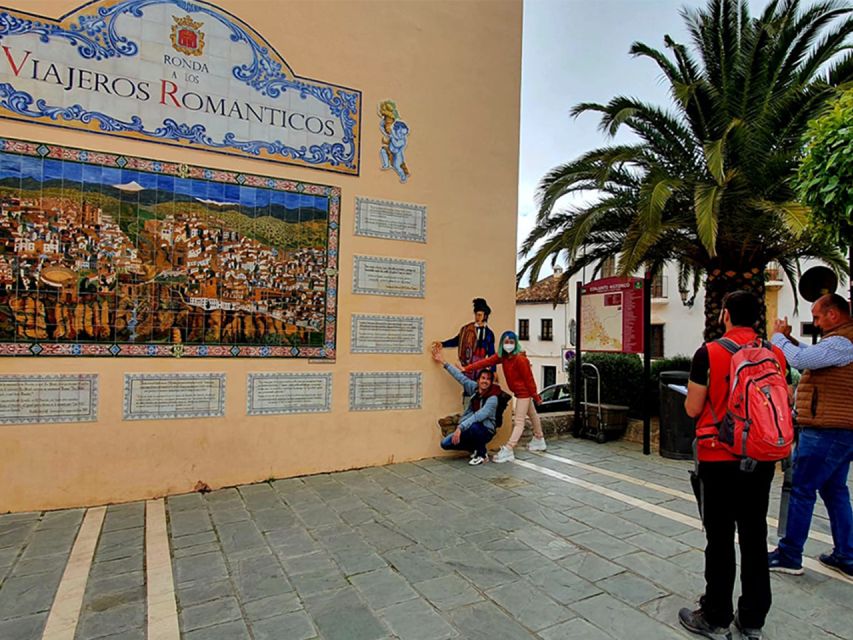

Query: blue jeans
[778,428,853,565]
[441,422,494,458]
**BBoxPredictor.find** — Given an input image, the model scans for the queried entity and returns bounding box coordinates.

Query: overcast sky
[517,0,705,273]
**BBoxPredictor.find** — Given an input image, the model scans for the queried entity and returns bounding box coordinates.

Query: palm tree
[519,0,852,339]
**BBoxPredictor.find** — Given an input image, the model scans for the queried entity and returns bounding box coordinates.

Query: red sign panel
[580,276,645,353]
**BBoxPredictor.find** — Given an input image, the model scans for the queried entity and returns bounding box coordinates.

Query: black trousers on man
[698,460,775,629]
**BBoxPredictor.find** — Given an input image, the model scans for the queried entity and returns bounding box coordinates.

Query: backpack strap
[714,337,742,354]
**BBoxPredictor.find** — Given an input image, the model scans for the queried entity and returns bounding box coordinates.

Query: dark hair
[475,369,494,383]
[724,290,760,327]
[820,293,851,316]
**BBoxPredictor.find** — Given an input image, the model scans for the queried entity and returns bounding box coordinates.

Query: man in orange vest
[680,291,790,640]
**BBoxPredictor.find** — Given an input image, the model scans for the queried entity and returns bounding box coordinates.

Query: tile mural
[0,138,339,357]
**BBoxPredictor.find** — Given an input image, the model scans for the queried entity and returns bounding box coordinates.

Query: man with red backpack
[679,291,792,640]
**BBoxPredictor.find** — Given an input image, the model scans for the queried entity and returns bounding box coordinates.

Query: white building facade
[517,261,847,390]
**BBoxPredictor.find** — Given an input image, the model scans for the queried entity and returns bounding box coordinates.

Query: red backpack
[711,338,793,465]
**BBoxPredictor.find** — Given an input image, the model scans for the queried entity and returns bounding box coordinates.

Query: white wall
[516,301,569,390]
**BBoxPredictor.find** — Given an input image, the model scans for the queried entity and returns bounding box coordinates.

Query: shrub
[568,352,644,415]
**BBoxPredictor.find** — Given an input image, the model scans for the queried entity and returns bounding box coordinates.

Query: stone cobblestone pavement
[1,436,851,639]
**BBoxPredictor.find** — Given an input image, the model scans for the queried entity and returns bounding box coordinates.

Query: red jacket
[695,327,788,462]
[463,352,540,401]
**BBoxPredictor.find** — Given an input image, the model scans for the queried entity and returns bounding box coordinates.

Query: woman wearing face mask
[461,330,546,462]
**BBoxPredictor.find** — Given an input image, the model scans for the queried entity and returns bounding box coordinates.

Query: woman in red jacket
[462,330,546,462]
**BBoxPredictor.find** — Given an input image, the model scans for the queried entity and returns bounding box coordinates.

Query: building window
[650,273,667,298]
[542,365,557,388]
[518,319,529,341]
[540,318,553,341]
[650,324,664,358]
[601,255,616,278]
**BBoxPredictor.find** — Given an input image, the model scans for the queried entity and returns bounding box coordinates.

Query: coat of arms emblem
[170,15,205,56]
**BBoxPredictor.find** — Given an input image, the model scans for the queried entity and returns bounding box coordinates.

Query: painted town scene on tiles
[0,139,339,357]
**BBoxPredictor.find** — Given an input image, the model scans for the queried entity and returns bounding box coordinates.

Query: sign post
[575,275,651,454]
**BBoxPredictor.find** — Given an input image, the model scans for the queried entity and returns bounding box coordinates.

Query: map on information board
[580,277,645,353]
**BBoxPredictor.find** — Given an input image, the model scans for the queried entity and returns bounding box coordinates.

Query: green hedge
[569,353,692,416]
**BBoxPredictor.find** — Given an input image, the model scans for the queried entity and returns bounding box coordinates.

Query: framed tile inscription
[123,373,225,420]
[0,137,340,358]
[352,256,425,298]
[349,371,422,411]
[351,314,423,354]
[0,0,361,174]
[247,373,332,415]
[0,374,98,424]
[354,197,426,243]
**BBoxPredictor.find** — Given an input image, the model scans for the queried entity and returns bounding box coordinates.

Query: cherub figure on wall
[379,100,410,183]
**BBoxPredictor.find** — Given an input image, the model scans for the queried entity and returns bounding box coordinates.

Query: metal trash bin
[658,371,693,459]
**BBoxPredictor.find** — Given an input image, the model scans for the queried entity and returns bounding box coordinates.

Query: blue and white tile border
[350,314,423,354]
[246,372,332,415]
[354,197,427,243]
[352,255,426,298]
[123,372,225,420]
[0,374,98,424]
[349,371,422,411]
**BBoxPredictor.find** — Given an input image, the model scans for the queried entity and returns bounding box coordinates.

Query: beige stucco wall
[0,0,522,512]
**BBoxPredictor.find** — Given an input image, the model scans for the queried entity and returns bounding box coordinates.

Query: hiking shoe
[527,436,547,452]
[767,548,804,575]
[678,608,732,640]
[818,552,853,578]
[492,445,515,463]
[734,611,762,640]
[469,454,486,466]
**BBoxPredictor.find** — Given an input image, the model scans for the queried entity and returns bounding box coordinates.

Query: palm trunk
[702,265,767,341]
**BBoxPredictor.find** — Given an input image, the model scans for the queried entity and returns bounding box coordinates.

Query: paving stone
[85,570,145,601]
[350,568,419,609]
[0,573,62,617]
[486,580,572,631]
[394,518,459,551]
[39,509,84,530]
[293,504,344,530]
[513,525,579,560]
[280,550,337,576]
[173,541,221,559]
[184,619,251,640]
[175,579,234,608]
[537,616,614,639]
[101,503,145,532]
[446,601,537,639]
[239,484,283,511]
[243,592,303,622]
[216,521,267,555]
[303,587,388,640]
[11,552,69,577]
[88,553,143,580]
[557,551,624,582]
[180,595,242,631]
[384,547,447,583]
[168,510,212,538]
[289,567,349,597]
[232,554,293,602]
[569,592,688,639]
[355,522,413,552]
[20,529,77,557]
[267,527,321,558]
[525,566,603,605]
[168,492,206,512]
[596,571,669,606]
[250,610,317,640]
[209,507,252,526]
[414,574,484,611]
[438,543,517,589]
[174,551,229,585]
[569,528,641,559]
[94,528,144,562]
[0,612,47,640]
[170,530,218,550]
[379,598,457,640]
[251,507,298,532]
[75,601,145,640]
[623,531,690,558]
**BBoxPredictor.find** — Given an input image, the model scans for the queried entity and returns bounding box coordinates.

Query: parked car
[535,383,572,413]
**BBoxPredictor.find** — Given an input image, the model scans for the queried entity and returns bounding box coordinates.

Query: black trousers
[698,460,775,629]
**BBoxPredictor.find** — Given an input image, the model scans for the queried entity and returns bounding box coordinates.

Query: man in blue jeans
[768,293,853,578]
[432,349,501,465]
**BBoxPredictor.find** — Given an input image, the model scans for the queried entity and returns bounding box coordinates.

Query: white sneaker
[527,437,547,452]
[469,454,486,466]
[469,451,477,459]
[492,445,515,463]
